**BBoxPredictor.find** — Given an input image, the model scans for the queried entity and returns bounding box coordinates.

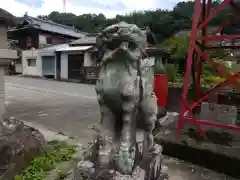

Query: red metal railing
[178,0,240,136]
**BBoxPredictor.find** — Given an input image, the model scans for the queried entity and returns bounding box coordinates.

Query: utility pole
[63,0,66,13]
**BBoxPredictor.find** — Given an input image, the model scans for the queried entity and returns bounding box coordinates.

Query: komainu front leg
[141,93,158,150]
[115,84,137,174]
[73,93,115,179]
[96,93,115,170]
[141,93,167,180]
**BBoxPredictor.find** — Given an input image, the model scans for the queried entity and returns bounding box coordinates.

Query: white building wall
[84,52,93,67]
[15,64,22,73]
[60,52,68,79]
[22,50,42,77]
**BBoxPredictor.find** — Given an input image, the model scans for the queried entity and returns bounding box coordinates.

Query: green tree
[163,35,189,59]
[163,34,189,73]
[0,8,17,25]
[31,0,234,43]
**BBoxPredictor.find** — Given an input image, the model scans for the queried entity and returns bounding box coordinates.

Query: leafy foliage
[33,1,235,43]
[154,58,166,74]
[14,141,76,180]
[165,64,178,82]
[0,8,17,25]
[163,35,189,59]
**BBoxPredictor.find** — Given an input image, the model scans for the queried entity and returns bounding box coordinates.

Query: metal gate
[42,56,55,75]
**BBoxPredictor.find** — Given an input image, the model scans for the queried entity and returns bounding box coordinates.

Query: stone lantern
[0,11,46,180]
[0,8,18,117]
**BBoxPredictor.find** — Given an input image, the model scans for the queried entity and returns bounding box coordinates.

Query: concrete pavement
[5,76,100,145]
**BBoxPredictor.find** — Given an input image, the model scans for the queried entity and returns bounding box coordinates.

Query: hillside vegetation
[37,1,234,42]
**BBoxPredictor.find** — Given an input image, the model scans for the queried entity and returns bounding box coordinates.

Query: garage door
[42,56,55,75]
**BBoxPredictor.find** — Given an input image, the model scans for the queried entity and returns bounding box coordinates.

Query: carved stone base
[74,162,168,180]
[73,144,168,180]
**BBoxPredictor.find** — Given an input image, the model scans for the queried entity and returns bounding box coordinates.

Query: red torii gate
[178,0,240,136]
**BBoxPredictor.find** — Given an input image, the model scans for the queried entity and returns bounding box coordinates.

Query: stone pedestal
[0,66,5,118]
[0,58,12,118]
[0,49,17,117]
[74,163,168,180]
[73,142,168,180]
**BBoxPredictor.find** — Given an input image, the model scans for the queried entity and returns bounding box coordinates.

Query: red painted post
[154,74,168,108]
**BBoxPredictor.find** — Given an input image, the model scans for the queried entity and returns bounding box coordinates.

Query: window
[39,35,52,46]
[26,36,32,47]
[46,36,52,44]
[39,35,46,45]
[27,58,36,67]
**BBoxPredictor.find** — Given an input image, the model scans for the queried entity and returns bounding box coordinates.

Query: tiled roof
[11,15,86,38]
[70,36,96,45]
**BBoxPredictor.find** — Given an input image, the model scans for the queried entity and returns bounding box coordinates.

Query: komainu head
[96,21,147,62]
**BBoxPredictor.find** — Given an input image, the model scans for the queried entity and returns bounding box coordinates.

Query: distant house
[8,14,87,74]
[21,33,171,82]
[21,44,69,78]
[8,14,86,50]
[21,36,98,81]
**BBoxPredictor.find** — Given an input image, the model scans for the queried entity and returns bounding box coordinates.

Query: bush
[154,58,166,74]
[203,75,225,85]
[165,64,177,82]
[14,141,76,180]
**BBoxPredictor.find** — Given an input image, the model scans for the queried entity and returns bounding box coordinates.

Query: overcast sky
[1,0,189,18]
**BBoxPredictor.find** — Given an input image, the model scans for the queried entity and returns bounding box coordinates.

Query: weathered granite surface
[73,141,168,180]
[74,163,168,180]
[0,117,46,180]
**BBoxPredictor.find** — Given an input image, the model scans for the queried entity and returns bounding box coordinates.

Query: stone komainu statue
[75,22,166,180]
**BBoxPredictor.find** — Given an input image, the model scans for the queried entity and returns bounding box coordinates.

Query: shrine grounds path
[5,76,99,145]
[4,75,238,180]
